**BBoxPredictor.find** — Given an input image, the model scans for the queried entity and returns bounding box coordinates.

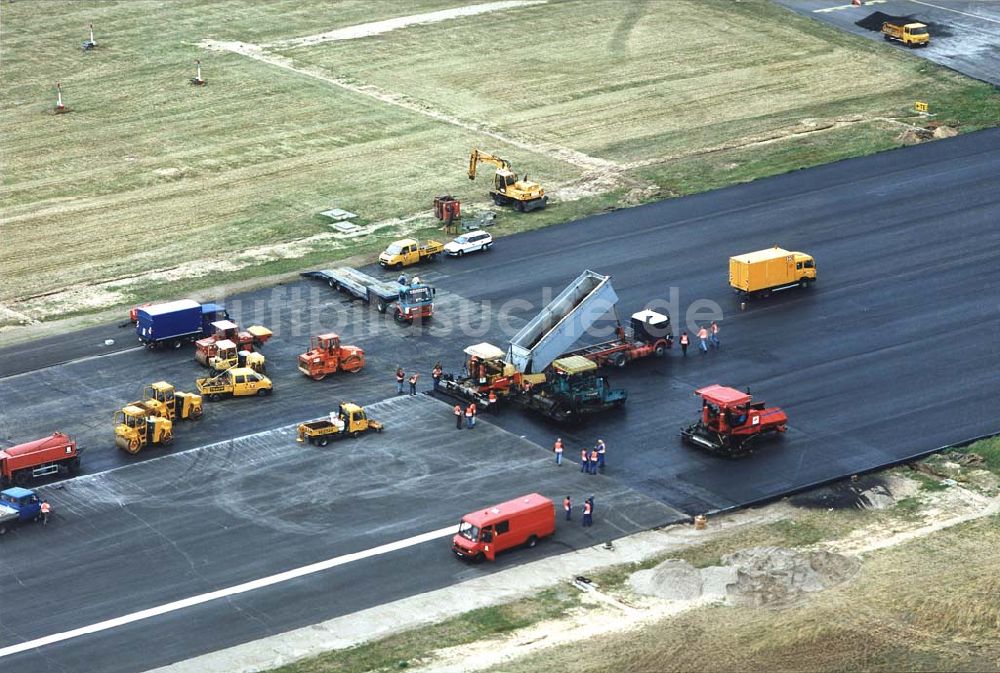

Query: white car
[444,230,493,256]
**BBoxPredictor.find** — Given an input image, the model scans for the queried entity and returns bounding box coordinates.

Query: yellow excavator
[468,148,548,212]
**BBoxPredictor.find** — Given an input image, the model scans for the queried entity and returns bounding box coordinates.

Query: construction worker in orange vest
[396,366,405,394]
[408,372,419,395]
[553,437,564,466]
[697,326,709,354]
[454,404,463,429]
[710,321,720,349]
[588,447,599,474]
[679,331,689,357]
[582,499,593,527]
[580,447,588,472]
[40,500,51,526]
[563,496,572,521]
[432,363,443,392]
[488,389,498,414]
[465,403,475,429]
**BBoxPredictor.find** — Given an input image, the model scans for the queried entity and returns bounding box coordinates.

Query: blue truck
[0,487,42,536]
[136,300,229,350]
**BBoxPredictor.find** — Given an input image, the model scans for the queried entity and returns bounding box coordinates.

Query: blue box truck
[136,300,229,350]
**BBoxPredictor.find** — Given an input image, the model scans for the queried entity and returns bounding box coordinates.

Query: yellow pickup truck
[196,367,273,401]
[379,238,444,269]
[881,20,929,47]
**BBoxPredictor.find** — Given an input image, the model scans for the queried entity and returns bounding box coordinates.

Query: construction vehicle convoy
[468,148,548,212]
[297,333,365,380]
[303,267,436,321]
[882,19,929,47]
[296,403,383,445]
[729,246,816,298]
[0,433,81,486]
[194,320,272,366]
[207,340,267,375]
[115,405,173,454]
[196,367,273,400]
[135,300,230,350]
[440,270,629,422]
[379,238,444,269]
[0,487,43,536]
[680,385,788,456]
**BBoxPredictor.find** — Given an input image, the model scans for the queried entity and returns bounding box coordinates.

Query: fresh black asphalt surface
[773,0,1000,86]
[1,128,999,671]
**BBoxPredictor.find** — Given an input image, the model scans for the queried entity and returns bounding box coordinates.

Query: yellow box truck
[881,21,929,48]
[729,247,816,298]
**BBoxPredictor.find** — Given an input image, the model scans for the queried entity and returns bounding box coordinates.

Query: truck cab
[395,283,435,322]
[380,238,421,268]
[197,367,273,400]
[0,487,42,533]
[452,493,555,562]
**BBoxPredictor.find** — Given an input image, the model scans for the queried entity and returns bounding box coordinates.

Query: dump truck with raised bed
[0,433,81,486]
[680,385,788,456]
[882,20,929,47]
[729,246,816,298]
[296,403,383,445]
[0,487,43,536]
[136,300,229,350]
[562,309,672,368]
[301,267,435,321]
[196,367,273,400]
[115,406,173,454]
[468,148,547,212]
[378,238,444,269]
[297,333,365,380]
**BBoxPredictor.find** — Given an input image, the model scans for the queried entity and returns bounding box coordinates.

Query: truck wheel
[328,279,336,289]
[376,299,387,313]
[654,343,667,357]
[800,278,810,288]
[311,372,327,381]
[0,525,6,536]
[318,437,329,447]
[611,352,627,368]
[13,470,31,487]
[172,340,183,350]
[526,535,538,548]
[473,552,486,564]
[210,393,221,402]
[67,457,82,474]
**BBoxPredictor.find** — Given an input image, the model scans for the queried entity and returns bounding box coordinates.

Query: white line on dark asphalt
[0,525,457,658]
[905,0,1000,25]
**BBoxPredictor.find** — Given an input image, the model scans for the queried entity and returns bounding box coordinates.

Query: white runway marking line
[905,0,1000,25]
[268,0,548,48]
[0,525,457,658]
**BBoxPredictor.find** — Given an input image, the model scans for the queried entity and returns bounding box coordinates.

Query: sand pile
[629,548,859,608]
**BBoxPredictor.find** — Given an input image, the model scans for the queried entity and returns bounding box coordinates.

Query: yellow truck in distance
[730,246,816,298]
[882,20,929,47]
[379,238,444,269]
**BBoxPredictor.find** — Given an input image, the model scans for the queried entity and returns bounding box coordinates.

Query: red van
[452,493,556,562]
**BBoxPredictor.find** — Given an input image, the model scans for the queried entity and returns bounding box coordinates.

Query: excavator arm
[468,148,510,181]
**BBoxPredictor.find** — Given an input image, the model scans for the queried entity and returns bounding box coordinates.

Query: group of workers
[563,495,595,527]
[678,321,720,356]
[553,437,607,474]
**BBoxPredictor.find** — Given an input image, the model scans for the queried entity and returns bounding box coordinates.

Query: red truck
[452,493,556,562]
[0,433,81,486]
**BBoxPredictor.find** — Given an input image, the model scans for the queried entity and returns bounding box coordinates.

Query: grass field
[3,0,998,325]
